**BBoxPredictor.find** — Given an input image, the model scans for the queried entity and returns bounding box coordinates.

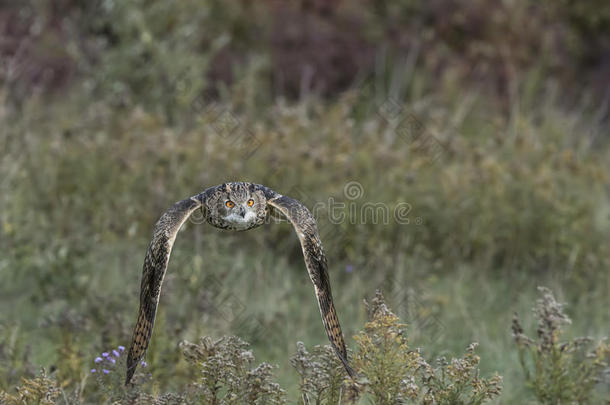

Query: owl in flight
[126,182,355,384]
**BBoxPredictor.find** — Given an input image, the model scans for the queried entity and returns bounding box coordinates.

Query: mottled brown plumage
[126,182,354,384]
[267,196,354,377]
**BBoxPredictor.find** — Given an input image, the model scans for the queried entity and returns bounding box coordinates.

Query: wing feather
[267,195,355,377]
[125,195,203,384]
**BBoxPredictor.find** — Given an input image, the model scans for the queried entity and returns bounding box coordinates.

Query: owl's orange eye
[225,200,235,208]
[247,199,254,207]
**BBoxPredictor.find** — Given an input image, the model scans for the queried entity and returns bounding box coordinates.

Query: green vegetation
[1,0,609,403]
[349,291,502,404]
[513,287,610,404]
[1,295,503,404]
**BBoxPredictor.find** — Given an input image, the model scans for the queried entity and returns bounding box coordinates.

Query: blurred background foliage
[1,0,609,403]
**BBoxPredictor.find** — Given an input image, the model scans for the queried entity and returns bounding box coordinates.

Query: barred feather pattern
[126,184,355,385]
[125,196,202,384]
[268,195,355,377]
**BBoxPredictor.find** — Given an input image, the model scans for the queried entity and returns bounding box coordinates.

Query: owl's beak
[238,206,246,218]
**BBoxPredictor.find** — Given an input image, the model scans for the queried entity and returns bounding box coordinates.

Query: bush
[179,336,286,405]
[512,287,610,404]
[0,369,60,405]
[0,292,503,404]
[292,291,502,405]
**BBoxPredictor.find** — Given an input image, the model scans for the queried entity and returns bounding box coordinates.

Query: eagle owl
[126,182,355,384]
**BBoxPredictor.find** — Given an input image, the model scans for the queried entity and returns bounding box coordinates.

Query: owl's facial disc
[220,198,259,230]
[206,183,267,231]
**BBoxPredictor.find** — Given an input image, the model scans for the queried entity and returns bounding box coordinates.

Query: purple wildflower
[118,345,125,352]
[102,369,110,374]
[94,357,102,363]
[141,361,147,368]
[345,264,354,273]
[102,352,109,358]
[110,358,116,364]
[112,349,120,357]
[90,369,96,373]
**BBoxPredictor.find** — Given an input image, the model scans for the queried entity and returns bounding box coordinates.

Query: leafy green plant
[351,292,422,403]
[293,291,502,405]
[180,336,286,405]
[512,287,610,404]
[290,342,348,404]
[0,369,60,405]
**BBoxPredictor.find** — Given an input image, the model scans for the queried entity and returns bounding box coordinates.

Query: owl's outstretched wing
[267,195,355,377]
[125,195,203,385]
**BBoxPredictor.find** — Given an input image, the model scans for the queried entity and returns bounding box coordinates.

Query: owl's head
[205,182,268,230]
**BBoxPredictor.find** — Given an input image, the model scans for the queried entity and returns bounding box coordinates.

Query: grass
[1,1,609,403]
[1,86,608,402]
